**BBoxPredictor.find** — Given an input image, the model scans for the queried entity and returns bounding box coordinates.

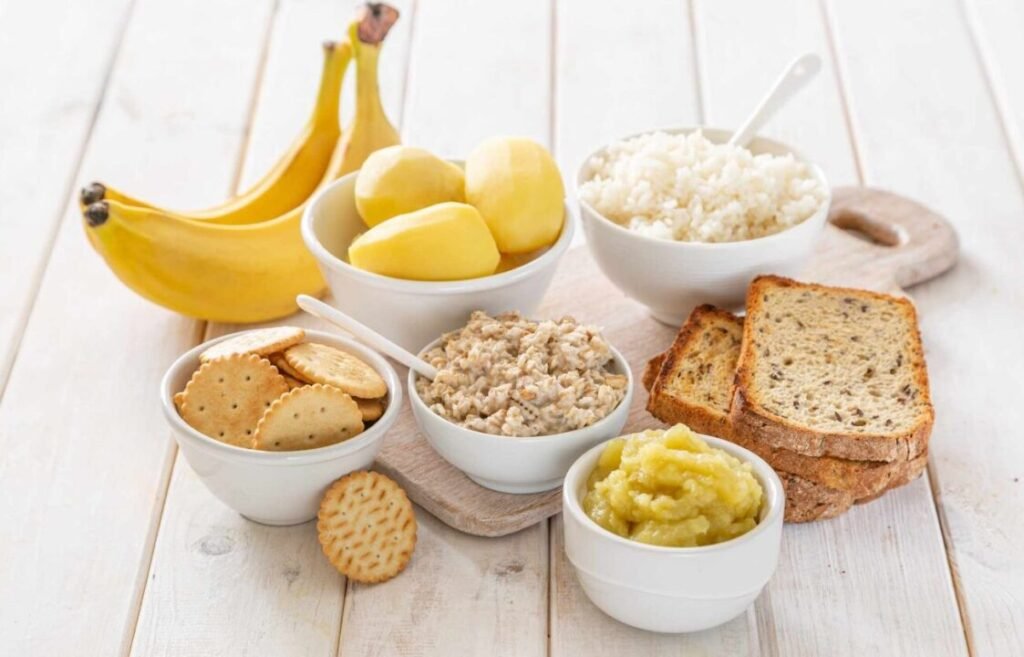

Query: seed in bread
[253,384,364,451]
[179,354,289,447]
[646,305,927,498]
[284,343,387,398]
[199,327,305,363]
[317,471,417,584]
[732,276,933,462]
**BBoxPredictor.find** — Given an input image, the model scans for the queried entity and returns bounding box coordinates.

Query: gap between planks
[0,0,138,402]
[117,1,281,653]
[816,2,973,653]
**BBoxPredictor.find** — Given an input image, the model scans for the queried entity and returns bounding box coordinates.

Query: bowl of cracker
[161,326,402,526]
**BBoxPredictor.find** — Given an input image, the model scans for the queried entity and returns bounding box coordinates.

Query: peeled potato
[348,202,500,281]
[355,146,465,227]
[465,137,565,253]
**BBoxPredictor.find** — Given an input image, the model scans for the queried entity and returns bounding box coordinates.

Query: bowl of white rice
[576,127,830,325]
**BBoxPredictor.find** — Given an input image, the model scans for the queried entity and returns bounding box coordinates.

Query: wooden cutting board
[373,187,958,537]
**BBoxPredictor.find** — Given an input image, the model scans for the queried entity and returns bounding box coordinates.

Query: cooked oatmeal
[415,311,627,437]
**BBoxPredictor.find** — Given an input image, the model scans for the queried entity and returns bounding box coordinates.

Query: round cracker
[282,374,305,390]
[253,384,364,451]
[284,343,387,398]
[179,354,288,447]
[269,351,312,382]
[200,327,305,363]
[317,471,417,584]
[355,397,385,422]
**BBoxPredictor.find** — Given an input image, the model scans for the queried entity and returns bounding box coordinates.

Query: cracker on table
[253,384,364,451]
[179,354,289,447]
[199,327,305,363]
[317,471,417,584]
[355,397,385,422]
[269,352,311,382]
[284,343,387,398]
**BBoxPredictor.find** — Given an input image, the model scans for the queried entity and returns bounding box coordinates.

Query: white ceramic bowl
[562,433,784,633]
[160,329,402,526]
[577,127,831,325]
[407,339,633,494]
[302,162,575,351]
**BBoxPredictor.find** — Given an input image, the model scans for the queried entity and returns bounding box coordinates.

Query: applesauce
[582,424,763,547]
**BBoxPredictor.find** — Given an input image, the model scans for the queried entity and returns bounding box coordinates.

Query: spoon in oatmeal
[297,295,438,380]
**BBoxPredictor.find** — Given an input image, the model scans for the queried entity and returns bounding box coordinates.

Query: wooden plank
[129,2,417,654]
[0,0,275,654]
[554,0,702,190]
[337,1,554,654]
[342,514,548,656]
[401,0,551,157]
[549,1,759,653]
[826,0,1024,653]
[962,0,1024,183]
[0,0,133,392]
[694,1,969,654]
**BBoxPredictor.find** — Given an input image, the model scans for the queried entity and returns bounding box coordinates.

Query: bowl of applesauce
[561,425,784,633]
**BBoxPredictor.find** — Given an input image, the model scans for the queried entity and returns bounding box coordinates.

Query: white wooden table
[2,0,1022,654]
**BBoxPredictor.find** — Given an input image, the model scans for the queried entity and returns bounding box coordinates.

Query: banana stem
[349,3,398,119]
[312,40,353,127]
[356,3,399,45]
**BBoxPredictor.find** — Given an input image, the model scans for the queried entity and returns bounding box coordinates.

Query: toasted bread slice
[645,305,925,498]
[731,276,933,462]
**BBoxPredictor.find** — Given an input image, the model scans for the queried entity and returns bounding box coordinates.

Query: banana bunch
[82,3,401,323]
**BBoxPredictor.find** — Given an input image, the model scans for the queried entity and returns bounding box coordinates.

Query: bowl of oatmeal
[408,311,633,493]
[576,127,831,325]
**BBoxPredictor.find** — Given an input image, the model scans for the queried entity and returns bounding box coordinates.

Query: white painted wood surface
[828,1,1024,654]
[0,0,133,391]
[0,1,275,655]
[696,2,967,655]
[2,0,1022,654]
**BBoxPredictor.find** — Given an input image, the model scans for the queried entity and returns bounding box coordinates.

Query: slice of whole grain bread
[645,305,926,499]
[731,276,934,462]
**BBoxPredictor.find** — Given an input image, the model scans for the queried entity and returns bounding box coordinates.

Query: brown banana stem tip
[84,201,109,227]
[81,182,106,206]
[357,3,399,45]
[322,39,337,52]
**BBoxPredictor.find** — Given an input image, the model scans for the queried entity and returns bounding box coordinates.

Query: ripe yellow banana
[82,4,403,324]
[333,3,401,176]
[83,199,324,323]
[79,39,352,225]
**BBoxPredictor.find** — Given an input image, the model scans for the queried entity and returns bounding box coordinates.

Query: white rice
[578,130,827,243]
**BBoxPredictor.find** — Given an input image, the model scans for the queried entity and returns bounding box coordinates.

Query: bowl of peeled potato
[301,137,574,350]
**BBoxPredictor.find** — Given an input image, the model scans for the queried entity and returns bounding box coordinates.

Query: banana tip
[84,201,109,228]
[81,182,106,206]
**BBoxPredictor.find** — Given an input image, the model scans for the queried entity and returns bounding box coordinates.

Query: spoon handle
[296,295,439,380]
[728,53,821,148]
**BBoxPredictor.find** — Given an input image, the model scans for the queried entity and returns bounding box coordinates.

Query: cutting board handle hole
[829,208,907,248]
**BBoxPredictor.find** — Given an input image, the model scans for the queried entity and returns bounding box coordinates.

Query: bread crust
[647,305,739,438]
[780,472,855,522]
[731,275,934,462]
